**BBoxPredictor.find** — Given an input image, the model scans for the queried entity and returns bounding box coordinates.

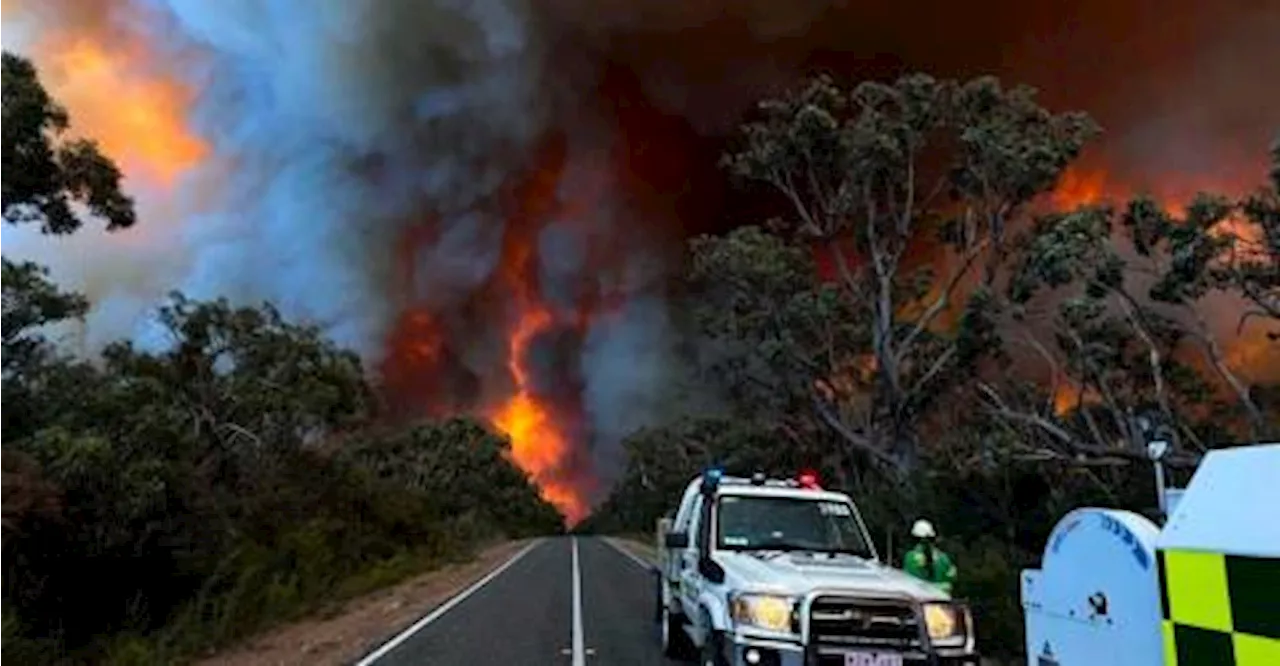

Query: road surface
[356,537,679,666]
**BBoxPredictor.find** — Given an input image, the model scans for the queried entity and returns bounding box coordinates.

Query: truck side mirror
[664,531,690,549]
[699,556,726,584]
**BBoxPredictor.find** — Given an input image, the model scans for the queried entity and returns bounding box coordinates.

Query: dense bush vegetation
[2,52,561,664]
[1,297,562,665]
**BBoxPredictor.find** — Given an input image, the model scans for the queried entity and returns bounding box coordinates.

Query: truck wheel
[653,573,663,622]
[661,604,694,659]
[699,620,729,666]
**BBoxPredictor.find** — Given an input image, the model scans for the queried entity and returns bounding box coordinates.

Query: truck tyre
[661,604,694,659]
[653,573,663,622]
[699,610,729,666]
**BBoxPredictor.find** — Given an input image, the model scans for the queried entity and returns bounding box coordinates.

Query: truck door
[679,494,704,616]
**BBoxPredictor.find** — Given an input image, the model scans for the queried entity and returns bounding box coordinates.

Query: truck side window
[673,488,695,534]
[689,496,704,549]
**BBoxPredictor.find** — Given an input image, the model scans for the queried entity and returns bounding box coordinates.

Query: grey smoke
[153,0,549,357]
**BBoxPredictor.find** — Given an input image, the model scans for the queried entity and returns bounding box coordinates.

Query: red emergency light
[797,470,821,489]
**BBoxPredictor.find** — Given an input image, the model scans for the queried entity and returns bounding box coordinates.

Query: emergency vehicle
[655,469,981,666]
[1022,443,1280,666]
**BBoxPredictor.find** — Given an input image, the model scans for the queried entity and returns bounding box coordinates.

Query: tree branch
[1010,332,1061,414]
[813,396,903,473]
[895,239,988,366]
[1113,291,1175,434]
[905,344,957,400]
[1061,324,1132,440]
[1188,308,1265,435]
[976,381,1200,467]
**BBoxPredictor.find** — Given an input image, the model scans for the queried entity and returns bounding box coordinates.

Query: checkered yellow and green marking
[1157,549,1280,666]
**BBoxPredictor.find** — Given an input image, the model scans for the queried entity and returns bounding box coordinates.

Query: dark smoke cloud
[5,0,1276,498]
[153,0,552,355]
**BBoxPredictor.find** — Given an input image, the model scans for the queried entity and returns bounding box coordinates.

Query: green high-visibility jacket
[903,543,957,594]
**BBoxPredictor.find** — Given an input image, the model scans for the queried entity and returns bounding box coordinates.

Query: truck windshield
[716,495,873,556]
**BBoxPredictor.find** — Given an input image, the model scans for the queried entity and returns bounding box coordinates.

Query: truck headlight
[922,602,970,647]
[729,593,793,633]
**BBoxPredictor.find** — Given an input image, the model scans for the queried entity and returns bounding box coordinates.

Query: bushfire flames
[486,302,586,523]
[485,230,588,523]
[382,141,600,526]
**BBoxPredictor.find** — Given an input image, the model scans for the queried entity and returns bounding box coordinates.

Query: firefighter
[903,519,958,594]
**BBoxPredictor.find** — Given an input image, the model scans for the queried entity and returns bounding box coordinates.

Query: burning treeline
[379,136,639,523]
[4,0,1277,522]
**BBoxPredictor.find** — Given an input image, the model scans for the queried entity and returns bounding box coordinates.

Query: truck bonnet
[715,549,952,601]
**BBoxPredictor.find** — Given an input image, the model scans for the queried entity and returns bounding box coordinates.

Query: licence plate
[844,652,903,666]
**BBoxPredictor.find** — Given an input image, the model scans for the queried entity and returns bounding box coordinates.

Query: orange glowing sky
[1052,162,1268,259]
[33,35,207,186]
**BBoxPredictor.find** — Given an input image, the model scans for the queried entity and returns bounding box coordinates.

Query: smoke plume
[3,0,1277,516]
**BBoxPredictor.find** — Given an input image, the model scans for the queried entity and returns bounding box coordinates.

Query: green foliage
[341,418,564,538]
[579,416,821,535]
[2,298,560,663]
[719,73,1099,477]
[2,52,134,234]
[1230,140,1280,334]
[1002,173,1278,449]
[946,537,1027,660]
[5,51,1275,666]
[722,73,1097,247]
[683,226,866,420]
[2,258,89,377]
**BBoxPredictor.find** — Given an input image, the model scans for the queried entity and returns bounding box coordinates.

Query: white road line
[602,537,656,570]
[571,537,586,666]
[356,539,542,665]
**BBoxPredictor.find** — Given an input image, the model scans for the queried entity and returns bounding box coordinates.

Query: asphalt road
[357,537,680,666]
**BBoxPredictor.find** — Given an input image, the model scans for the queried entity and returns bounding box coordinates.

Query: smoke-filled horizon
[3,0,1277,517]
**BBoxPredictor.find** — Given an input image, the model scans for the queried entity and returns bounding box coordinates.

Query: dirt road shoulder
[605,536,657,567]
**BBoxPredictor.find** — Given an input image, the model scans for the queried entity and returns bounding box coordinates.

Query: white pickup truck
[655,469,979,666]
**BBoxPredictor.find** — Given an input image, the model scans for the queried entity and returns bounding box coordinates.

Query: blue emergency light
[700,466,724,495]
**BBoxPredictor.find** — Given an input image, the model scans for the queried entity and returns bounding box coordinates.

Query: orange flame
[1051,166,1263,252]
[479,168,592,523]
[28,30,207,186]
[487,301,588,525]
[1052,383,1101,416]
[1051,167,1107,209]
[381,141,594,526]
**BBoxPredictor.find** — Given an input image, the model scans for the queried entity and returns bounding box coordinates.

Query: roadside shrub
[1,298,560,664]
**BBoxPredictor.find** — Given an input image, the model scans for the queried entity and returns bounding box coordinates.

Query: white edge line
[356,539,543,665]
[601,537,656,571]
[571,538,586,666]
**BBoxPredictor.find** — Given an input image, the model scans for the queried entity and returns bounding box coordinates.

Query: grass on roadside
[94,529,490,666]
[612,533,658,564]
